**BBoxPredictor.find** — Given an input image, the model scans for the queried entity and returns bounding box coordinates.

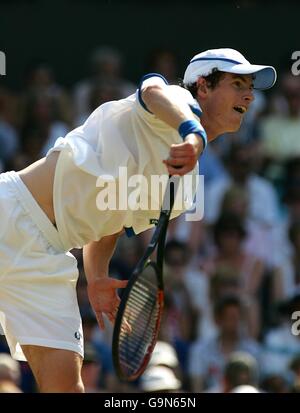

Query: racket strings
[118,275,161,375]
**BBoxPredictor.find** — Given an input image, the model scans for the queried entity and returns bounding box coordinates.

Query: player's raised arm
[142,81,197,130]
[141,80,207,176]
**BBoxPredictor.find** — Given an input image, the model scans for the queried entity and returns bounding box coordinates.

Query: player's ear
[196,77,209,99]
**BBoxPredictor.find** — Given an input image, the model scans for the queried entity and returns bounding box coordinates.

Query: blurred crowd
[0,45,300,393]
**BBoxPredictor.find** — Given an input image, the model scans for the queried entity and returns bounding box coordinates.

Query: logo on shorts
[74,331,81,340]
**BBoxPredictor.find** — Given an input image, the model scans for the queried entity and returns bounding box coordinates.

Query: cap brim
[220,63,277,90]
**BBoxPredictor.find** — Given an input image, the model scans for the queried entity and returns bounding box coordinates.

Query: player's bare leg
[21,345,84,393]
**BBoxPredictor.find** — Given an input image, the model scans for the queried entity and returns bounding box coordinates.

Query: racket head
[112,261,163,381]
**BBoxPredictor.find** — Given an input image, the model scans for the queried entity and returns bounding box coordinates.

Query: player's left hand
[163,133,203,175]
[87,277,128,330]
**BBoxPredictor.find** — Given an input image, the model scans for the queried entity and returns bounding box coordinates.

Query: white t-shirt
[47,74,201,251]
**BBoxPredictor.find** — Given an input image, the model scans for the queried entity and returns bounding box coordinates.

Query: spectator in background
[159,240,200,386]
[0,119,19,170]
[140,365,182,393]
[13,94,70,169]
[148,340,180,370]
[204,142,280,228]
[74,78,123,126]
[188,295,261,392]
[139,340,183,393]
[0,86,20,170]
[203,213,265,338]
[88,80,122,112]
[230,385,260,393]
[209,267,241,304]
[290,354,300,377]
[110,236,144,282]
[0,85,19,127]
[144,48,179,85]
[225,352,260,393]
[218,184,284,314]
[73,46,136,125]
[19,60,73,127]
[206,351,260,393]
[24,95,69,158]
[81,343,104,393]
[9,61,71,170]
[291,382,300,393]
[274,159,300,296]
[260,72,300,163]
[275,220,300,299]
[163,239,216,341]
[283,156,300,199]
[289,354,300,393]
[261,289,300,379]
[260,373,290,394]
[220,184,279,269]
[199,143,227,185]
[81,311,118,392]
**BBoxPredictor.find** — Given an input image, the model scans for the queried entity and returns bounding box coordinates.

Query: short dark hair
[164,239,190,265]
[213,213,247,247]
[213,294,242,318]
[180,68,225,97]
[224,352,258,388]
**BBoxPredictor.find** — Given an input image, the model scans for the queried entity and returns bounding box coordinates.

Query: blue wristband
[178,119,207,150]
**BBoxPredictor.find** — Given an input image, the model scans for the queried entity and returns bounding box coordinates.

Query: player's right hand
[163,133,203,176]
[87,277,128,330]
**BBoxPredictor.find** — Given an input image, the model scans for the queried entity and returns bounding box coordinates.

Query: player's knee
[60,379,85,393]
[39,380,85,393]
[70,381,85,393]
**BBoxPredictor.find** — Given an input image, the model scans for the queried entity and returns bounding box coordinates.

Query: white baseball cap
[140,366,182,392]
[230,385,260,393]
[148,341,179,368]
[183,48,277,90]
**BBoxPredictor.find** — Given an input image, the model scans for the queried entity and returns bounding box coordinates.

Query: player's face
[205,73,254,133]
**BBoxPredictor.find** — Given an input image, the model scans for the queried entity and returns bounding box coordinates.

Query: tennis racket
[112,176,178,381]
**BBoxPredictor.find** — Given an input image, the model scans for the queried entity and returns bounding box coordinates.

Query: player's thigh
[21,344,84,393]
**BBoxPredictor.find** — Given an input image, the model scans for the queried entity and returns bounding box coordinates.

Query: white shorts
[0,171,83,361]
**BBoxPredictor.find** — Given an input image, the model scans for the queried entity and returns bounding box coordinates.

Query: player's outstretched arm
[83,230,127,330]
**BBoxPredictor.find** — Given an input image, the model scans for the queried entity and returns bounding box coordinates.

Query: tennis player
[0,48,276,392]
